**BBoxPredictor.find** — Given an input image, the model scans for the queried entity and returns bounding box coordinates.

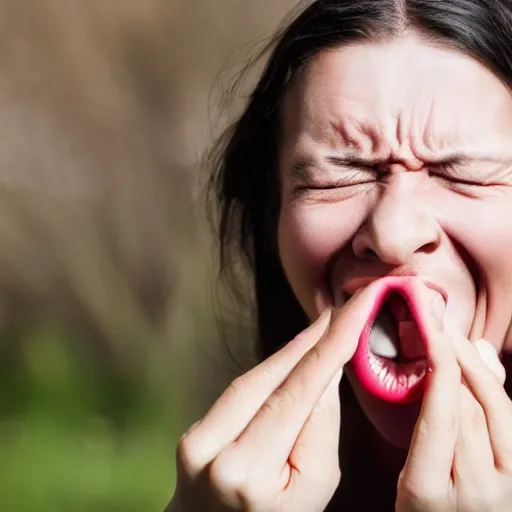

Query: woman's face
[277,34,512,446]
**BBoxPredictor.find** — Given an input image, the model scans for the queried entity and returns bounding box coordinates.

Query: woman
[168,0,512,510]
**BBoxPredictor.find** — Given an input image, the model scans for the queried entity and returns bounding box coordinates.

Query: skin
[169,34,512,511]
[278,33,512,449]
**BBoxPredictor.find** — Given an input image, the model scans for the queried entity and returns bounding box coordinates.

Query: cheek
[442,198,512,278]
[441,196,512,343]
[278,202,363,315]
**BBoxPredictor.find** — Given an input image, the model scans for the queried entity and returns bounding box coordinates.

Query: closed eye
[299,167,377,190]
[304,178,375,190]
[428,170,487,188]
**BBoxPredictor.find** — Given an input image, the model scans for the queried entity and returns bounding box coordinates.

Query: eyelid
[291,165,381,192]
[429,165,481,186]
[306,180,375,190]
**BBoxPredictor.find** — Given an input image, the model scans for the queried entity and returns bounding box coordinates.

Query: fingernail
[475,338,499,360]
[352,288,365,298]
[475,338,506,383]
[308,308,331,329]
[317,308,332,326]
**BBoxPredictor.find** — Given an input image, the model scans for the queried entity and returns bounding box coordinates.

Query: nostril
[420,241,438,254]
[363,247,379,259]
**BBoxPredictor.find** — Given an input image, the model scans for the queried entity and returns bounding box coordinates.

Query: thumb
[475,338,506,385]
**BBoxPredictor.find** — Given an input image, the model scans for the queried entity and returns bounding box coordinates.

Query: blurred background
[0,1,297,510]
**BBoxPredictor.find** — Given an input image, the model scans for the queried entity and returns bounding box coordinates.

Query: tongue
[398,321,426,361]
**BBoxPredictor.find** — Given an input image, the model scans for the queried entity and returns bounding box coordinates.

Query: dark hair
[209,0,512,361]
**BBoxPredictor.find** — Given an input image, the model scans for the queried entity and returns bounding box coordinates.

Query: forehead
[281,35,512,158]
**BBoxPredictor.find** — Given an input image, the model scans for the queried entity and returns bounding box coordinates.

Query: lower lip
[351,347,427,403]
[350,283,429,404]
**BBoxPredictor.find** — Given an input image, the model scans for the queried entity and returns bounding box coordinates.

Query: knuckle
[176,429,205,477]
[225,376,244,401]
[262,386,297,415]
[207,453,248,504]
[237,482,270,510]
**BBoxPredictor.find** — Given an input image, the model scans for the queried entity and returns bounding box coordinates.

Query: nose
[352,179,440,265]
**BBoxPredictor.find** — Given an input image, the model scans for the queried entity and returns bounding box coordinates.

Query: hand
[167,284,381,512]
[396,286,511,511]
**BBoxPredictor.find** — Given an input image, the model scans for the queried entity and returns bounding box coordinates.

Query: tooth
[369,311,399,359]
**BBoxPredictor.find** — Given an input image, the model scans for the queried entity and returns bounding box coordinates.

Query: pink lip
[342,275,447,304]
[348,276,443,404]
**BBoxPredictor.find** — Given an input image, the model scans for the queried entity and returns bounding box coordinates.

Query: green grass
[0,418,177,512]
[0,324,182,512]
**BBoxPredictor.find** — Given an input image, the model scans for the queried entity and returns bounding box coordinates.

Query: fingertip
[317,307,333,327]
[475,338,506,384]
[474,338,498,356]
[294,308,332,344]
[407,279,445,333]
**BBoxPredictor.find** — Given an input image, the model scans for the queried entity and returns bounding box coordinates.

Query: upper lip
[340,274,448,304]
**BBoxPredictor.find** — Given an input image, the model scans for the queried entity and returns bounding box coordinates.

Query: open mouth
[348,278,443,404]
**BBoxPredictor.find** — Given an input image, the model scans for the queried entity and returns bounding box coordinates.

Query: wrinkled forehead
[281,35,512,158]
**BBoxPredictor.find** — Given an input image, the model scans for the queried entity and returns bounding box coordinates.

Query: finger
[288,368,343,481]
[284,368,343,501]
[452,334,512,471]
[399,280,461,496]
[475,339,506,385]
[230,281,383,475]
[183,309,332,470]
[453,383,495,491]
